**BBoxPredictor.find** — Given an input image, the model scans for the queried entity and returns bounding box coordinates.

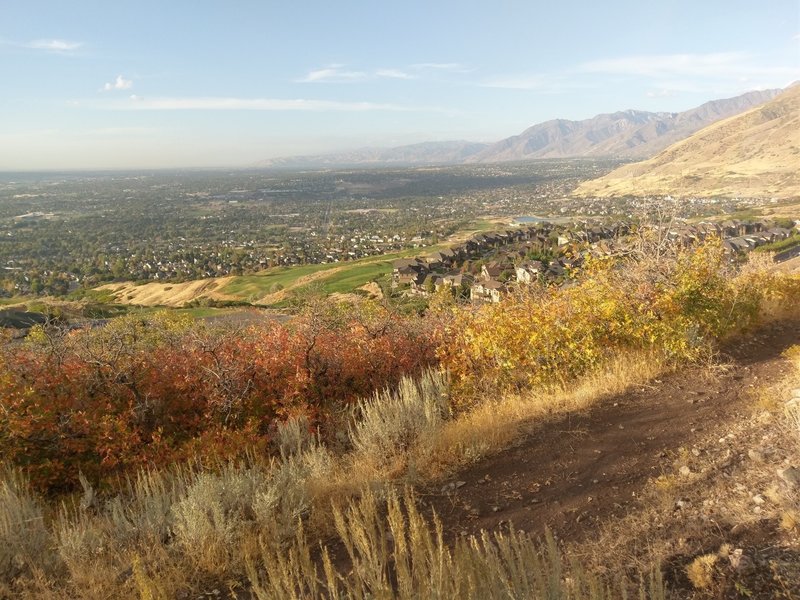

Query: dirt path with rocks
[423,320,800,545]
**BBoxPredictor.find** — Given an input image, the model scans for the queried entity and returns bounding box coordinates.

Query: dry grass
[686,553,718,591]
[417,350,667,479]
[348,370,451,479]
[96,276,237,307]
[246,488,666,599]
[0,469,56,583]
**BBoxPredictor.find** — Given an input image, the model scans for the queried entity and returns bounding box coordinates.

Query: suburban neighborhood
[392,217,799,303]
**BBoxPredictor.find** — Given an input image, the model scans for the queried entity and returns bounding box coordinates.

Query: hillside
[3,244,800,599]
[574,84,800,198]
[96,251,412,307]
[466,89,781,162]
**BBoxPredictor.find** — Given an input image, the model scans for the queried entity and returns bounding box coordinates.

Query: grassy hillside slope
[574,85,800,198]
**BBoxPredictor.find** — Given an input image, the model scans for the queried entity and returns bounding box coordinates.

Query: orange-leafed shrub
[0,305,438,493]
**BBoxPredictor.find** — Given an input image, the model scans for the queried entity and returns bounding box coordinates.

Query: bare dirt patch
[424,321,800,548]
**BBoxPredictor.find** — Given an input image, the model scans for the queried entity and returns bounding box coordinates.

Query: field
[223,247,434,304]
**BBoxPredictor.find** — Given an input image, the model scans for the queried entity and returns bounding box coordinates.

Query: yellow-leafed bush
[441,243,792,405]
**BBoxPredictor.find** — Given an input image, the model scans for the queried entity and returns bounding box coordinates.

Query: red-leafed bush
[0,302,438,493]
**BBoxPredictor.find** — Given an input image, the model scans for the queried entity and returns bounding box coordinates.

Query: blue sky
[1,0,798,170]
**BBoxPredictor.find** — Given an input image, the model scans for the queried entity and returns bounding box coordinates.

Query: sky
[1,0,799,170]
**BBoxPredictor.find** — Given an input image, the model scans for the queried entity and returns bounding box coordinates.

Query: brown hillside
[97,277,238,307]
[573,85,800,198]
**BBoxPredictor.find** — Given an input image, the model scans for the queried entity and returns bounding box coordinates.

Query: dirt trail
[424,320,800,545]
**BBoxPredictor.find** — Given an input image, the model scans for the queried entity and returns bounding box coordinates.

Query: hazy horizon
[2,0,799,170]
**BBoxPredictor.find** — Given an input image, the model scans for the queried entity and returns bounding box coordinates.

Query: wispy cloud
[579,52,800,93]
[580,52,755,78]
[297,62,469,83]
[480,73,584,93]
[375,68,415,80]
[481,50,798,97]
[24,38,83,52]
[85,126,157,136]
[410,62,469,72]
[582,52,798,82]
[296,64,368,83]
[102,75,133,91]
[83,96,443,112]
[645,88,677,98]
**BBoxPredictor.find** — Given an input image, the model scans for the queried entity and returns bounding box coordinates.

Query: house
[411,273,445,296]
[721,220,747,237]
[767,227,792,241]
[392,258,426,272]
[392,258,428,287]
[515,261,544,284]
[442,272,474,288]
[481,262,505,281]
[725,238,751,253]
[471,279,506,303]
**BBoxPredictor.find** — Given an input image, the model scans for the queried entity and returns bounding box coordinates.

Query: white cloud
[410,62,468,72]
[580,52,799,84]
[376,68,415,80]
[480,73,584,93]
[24,39,83,52]
[581,52,755,77]
[86,127,157,136]
[574,52,800,95]
[481,74,553,90]
[103,75,133,91]
[646,89,677,98]
[0,38,83,52]
[296,62,470,84]
[86,96,442,112]
[296,64,368,83]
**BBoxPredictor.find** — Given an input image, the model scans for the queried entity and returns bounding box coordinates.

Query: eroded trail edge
[424,320,800,545]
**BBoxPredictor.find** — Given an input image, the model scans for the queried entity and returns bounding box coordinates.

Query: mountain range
[255,89,782,168]
[573,84,800,199]
[256,141,490,169]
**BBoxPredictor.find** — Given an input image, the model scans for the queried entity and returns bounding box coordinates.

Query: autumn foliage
[1,242,797,494]
[0,302,438,493]
[439,243,797,403]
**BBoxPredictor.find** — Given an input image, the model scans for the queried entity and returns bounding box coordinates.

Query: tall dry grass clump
[247,488,666,599]
[0,468,57,583]
[783,346,800,439]
[11,428,338,597]
[348,370,450,477]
